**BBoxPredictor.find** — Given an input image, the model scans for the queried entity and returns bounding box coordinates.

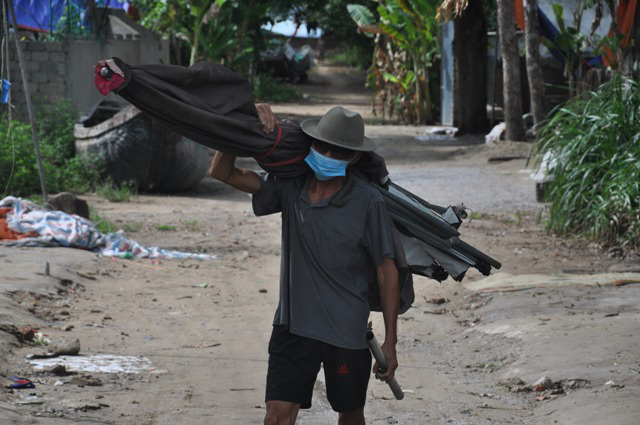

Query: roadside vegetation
[532,75,640,249]
[95,179,137,203]
[325,45,372,69]
[251,75,301,103]
[1,102,101,198]
[348,1,440,124]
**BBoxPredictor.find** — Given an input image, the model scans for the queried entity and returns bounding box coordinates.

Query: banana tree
[133,0,267,69]
[349,0,440,124]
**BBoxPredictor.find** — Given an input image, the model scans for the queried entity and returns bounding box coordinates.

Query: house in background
[440,0,629,127]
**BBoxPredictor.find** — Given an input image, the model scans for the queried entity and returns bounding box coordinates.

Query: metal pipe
[365,323,404,400]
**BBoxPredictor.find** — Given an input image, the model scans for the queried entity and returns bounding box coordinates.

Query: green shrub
[531,75,640,248]
[251,75,301,103]
[1,102,102,198]
[96,179,137,203]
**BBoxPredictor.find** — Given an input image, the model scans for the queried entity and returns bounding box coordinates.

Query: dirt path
[1,64,640,424]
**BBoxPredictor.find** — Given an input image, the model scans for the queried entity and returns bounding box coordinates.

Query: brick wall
[6,40,67,120]
[5,30,168,121]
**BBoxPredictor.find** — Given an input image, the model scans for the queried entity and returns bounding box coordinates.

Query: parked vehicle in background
[259,39,313,83]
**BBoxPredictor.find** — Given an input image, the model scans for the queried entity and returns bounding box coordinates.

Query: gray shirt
[252,172,395,349]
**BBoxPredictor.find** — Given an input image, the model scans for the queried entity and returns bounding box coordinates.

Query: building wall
[6,32,168,121]
[7,40,67,119]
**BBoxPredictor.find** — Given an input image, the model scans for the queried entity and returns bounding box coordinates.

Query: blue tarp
[13,0,128,32]
[537,5,565,64]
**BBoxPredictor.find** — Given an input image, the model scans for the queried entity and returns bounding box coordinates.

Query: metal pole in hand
[6,0,48,202]
[365,322,404,400]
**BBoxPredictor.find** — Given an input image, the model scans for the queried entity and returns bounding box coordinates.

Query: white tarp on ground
[29,354,166,374]
[464,272,640,293]
[1,196,214,260]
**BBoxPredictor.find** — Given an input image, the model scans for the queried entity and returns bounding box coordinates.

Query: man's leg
[338,407,365,425]
[264,400,301,425]
[323,344,372,424]
[265,327,321,424]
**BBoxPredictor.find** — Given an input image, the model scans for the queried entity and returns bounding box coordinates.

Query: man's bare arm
[373,257,400,382]
[209,103,277,195]
[209,152,261,195]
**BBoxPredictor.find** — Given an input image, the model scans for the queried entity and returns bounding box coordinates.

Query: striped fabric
[0,197,214,260]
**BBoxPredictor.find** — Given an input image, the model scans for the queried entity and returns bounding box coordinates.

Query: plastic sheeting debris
[29,354,166,374]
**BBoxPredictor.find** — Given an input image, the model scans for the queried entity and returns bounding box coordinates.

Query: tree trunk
[453,0,488,134]
[524,0,546,126]
[497,0,525,140]
[189,22,201,66]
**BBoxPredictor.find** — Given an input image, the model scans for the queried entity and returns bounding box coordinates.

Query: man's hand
[374,257,399,382]
[256,103,277,133]
[373,340,398,382]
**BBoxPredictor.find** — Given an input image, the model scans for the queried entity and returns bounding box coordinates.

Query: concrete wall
[7,40,67,119]
[65,36,169,115]
[6,28,168,121]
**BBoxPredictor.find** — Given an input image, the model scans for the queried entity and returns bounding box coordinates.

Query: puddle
[29,354,167,374]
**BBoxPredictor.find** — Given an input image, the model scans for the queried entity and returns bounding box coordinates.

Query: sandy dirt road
[1,64,639,424]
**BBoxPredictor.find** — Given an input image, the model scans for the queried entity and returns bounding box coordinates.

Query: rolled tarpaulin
[94,58,500,284]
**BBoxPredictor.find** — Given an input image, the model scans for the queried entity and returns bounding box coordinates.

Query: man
[210,105,400,425]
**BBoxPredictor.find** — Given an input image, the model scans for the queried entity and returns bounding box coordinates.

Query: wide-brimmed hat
[301,106,376,152]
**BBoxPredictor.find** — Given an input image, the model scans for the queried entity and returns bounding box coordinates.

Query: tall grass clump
[532,75,640,249]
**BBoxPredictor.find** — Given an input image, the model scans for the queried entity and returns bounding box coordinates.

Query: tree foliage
[132,0,272,71]
[349,1,440,124]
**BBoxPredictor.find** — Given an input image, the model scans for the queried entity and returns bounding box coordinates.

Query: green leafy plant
[96,179,137,203]
[531,75,640,248]
[348,0,440,124]
[156,224,177,231]
[1,103,102,198]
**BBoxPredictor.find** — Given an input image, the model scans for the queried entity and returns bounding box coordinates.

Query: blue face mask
[304,148,350,181]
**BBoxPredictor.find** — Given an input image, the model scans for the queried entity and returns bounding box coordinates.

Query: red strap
[258,153,307,168]
[257,125,283,160]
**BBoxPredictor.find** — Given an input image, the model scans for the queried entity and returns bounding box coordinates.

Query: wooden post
[6,0,48,202]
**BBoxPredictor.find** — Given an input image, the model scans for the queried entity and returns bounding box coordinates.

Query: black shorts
[265,326,372,412]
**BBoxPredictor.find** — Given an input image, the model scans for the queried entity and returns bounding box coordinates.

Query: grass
[156,224,176,231]
[251,75,301,103]
[531,74,640,249]
[96,179,137,203]
[183,220,200,232]
[469,211,496,221]
[89,207,117,234]
[122,222,143,233]
[325,45,372,70]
